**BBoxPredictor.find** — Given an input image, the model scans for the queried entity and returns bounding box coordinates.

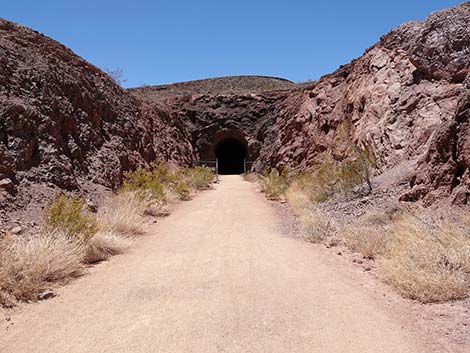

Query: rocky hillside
[0,3,469,228]
[0,19,192,225]
[256,3,470,204]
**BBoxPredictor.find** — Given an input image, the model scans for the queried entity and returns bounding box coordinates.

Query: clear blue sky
[2,0,463,87]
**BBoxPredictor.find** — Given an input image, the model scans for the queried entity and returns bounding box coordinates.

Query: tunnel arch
[215,138,247,174]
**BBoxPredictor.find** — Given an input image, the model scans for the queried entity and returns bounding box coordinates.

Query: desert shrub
[285,145,376,208]
[186,166,214,190]
[379,210,470,303]
[123,166,166,203]
[43,194,98,240]
[299,206,336,243]
[173,180,191,200]
[83,231,130,264]
[150,160,177,186]
[285,155,349,207]
[124,162,214,201]
[98,191,146,237]
[104,67,126,86]
[0,230,84,303]
[286,170,333,209]
[124,162,213,200]
[258,169,291,200]
[338,144,376,195]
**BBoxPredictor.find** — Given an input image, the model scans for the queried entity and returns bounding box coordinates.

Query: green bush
[150,160,177,186]
[123,166,166,203]
[173,181,191,200]
[124,162,213,204]
[43,195,98,240]
[186,166,214,190]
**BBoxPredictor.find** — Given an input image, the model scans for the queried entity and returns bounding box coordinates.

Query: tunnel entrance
[215,138,247,174]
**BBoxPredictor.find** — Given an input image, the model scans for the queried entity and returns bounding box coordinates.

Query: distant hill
[128,75,295,99]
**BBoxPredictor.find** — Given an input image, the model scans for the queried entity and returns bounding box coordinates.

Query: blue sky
[1,0,463,87]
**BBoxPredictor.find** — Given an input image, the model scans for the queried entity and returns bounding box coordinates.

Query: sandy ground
[0,176,431,353]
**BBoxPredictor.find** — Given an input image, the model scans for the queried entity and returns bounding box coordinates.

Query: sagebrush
[43,194,98,240]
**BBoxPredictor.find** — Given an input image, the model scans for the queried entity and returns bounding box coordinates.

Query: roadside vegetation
[252,147,470,303]
[0,162,213,307]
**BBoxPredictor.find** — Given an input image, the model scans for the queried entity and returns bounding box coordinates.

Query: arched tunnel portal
[197,130,255,175]
[215,138,247,174]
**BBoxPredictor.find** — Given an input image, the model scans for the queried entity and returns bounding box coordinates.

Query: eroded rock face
[409,3,470,83]
[401,76,470,204]
[0,20,146,191]
[132,89,289,165]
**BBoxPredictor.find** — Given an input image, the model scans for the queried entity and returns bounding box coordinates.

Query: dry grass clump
[285,145,376,206]
[98,191,146,237]
[285,187,310,215]
[258,169,291,200]
[0,230,84,304]
[83,231,131,264]
[1,162,215,306]
[344,207,403,259]
[0,262,14,306]
[286,172,329,210]
[379,210,470,303]
[298,206,336,243]
[341,206,470,302]
[87,191,147,263]
[43,194,98,240]
[346,225,388,260]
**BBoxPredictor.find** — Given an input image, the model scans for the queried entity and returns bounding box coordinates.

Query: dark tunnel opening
[215,138,247,174]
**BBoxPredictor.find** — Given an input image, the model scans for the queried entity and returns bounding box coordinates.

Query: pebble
[38,290,57,300]
[11,226,23,234]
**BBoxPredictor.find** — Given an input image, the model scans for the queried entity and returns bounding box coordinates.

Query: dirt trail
[1,176,428,353]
